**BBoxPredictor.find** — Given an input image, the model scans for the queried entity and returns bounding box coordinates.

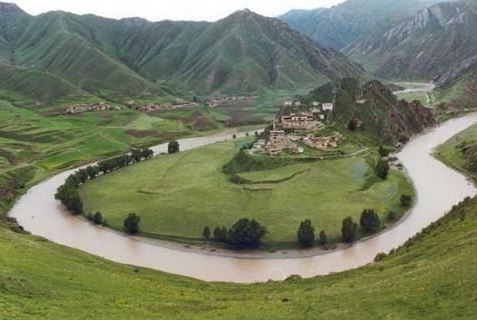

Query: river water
[8,114,477,283]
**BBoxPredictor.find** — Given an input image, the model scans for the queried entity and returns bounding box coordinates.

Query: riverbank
[8,112,477,283]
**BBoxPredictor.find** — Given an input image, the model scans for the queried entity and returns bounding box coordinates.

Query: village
[206,95,258,108]
[132,98,198,113]
[62,102,112,115]
[251,100,342,156]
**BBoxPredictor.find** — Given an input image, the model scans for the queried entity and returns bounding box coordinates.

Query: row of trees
[55,147,154,216]
[202,195,413,249]
[203,218,267,249]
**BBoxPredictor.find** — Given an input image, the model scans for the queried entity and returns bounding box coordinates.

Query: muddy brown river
[8,114,477,283]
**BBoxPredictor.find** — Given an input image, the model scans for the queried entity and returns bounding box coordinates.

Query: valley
[1,0,477,318]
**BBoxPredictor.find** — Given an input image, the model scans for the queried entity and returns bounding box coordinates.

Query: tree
[213,226,228,243]
[203,226,211,241]
[378,146,390,157]
[123,213,141,234]
[341,217,357,243]
[168,141,180,154]
[360,209,381,233]
[348,119,358,131]
[375,160,390,179]
[297,219,315,248]
[85,166,100,180]
[232,134,237,139]
[400,194,412,207]
[227,218,266,249]
[131,149,143,162]
[141,148,154,159]
[93,212,103,225]
[319,230,328,246]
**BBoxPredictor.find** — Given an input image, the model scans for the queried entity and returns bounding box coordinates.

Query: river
[8,114,477,283]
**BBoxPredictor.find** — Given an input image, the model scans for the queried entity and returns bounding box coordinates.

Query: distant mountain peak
[0,2,25,17]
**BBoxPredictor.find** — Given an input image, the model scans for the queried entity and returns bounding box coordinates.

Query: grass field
[0,101,476,318]
[80,141,413,245]
[434,122,477,180]
[1,190,476,319]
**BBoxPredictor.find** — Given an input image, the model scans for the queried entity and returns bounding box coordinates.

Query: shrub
[341,217,357,243]
[375,160,390,179]
[378,146,390,157]
[360,209,381,233]
[386,210,397,221]
[203,226,211,241]
[374,252,387,262]
[297,219,315,248]
[400,194,413,207]
[92,212,103,225]
[227,218,266,249]
[123,213,141,234]
[168,141,180,154]
[319,230,328,246]
[213,226,228,243]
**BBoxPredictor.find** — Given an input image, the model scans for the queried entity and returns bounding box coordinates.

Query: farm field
[80,141,413,246]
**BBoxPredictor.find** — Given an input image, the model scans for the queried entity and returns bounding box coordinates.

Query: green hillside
[300,79,436,144]
[0,4,364,106]
[1,179,476,319]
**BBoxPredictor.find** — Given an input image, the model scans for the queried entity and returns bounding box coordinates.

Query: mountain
[303,78,436,143]
[280,0,445,50]
[345,0,477,81]
[0,4,364,106]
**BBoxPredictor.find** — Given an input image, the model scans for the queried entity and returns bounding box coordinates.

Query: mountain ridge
[0,3,364,105]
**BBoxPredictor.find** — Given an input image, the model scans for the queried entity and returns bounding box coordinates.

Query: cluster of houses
[134,99,198,113]
[251,100,341,156]
[207,95,258,108]
[62,102,111,115]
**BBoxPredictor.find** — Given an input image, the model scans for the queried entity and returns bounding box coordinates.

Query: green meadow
[1,190,476,319]
[80,141,413,246]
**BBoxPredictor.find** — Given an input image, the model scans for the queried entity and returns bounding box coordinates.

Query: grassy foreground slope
[80,141,412,245]
[1,192,476,319]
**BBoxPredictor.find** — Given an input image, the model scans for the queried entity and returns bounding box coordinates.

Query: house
[63,102,111,115]
[265,130,302,156]
[322,103,334,112]
[284,101,293,107]
[280,112,322,131]
[304,135,339,151]
[294,101,302,107]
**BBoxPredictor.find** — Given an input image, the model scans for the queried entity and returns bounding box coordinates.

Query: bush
[297,219,315,248]
[319,230,328,246]
[360,209,381,233]
[342,217,357,243]
[203,226,211,241]
[386,210,397,221]
[227,218,266,249]
[375,160,390,179]
[374,252,387,262]
[213,226,228,243]
[168,141,180,154]
[400,194,413,207]
[92,212,103,225]
[123,213,141,234]
[378,146,390,157]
